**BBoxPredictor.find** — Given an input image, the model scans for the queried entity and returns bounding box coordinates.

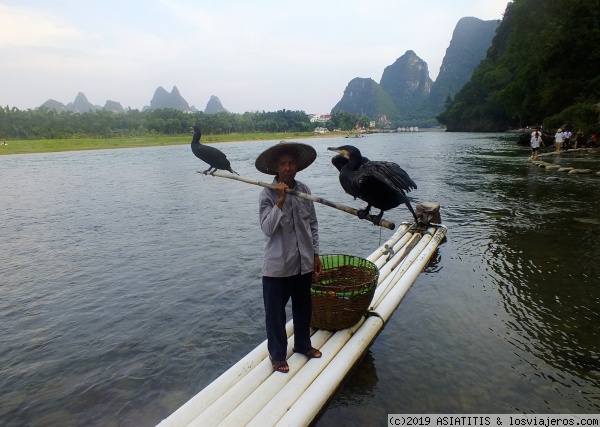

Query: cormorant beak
[327,147,348,158]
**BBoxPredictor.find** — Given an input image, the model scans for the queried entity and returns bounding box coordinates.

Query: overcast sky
[1,0,510,114]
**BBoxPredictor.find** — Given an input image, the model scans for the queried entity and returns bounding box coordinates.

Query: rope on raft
[199,170,396,230]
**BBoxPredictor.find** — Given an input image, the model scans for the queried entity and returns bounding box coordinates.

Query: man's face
[276,153,298,185]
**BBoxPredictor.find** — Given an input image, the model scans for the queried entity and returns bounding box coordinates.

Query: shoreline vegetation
[0,132,346,156]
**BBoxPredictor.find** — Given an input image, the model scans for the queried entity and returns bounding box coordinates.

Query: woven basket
[311,254,379,331]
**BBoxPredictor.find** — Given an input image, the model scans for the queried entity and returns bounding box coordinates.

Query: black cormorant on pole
[191,125,239,175]
[327,145,418,225]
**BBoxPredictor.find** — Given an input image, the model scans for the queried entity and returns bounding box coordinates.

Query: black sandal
[269,356,289,373]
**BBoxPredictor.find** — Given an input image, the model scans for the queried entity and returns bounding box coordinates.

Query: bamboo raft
[157,205,447,427]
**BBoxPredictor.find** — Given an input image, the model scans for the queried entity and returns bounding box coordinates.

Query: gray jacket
[259,178,319,277]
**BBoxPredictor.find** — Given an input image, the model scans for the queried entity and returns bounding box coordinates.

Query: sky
[0,0,510,114]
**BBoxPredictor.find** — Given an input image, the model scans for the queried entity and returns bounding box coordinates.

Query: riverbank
[0,131,342,155]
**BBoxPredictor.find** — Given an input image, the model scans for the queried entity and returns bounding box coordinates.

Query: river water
[1,132,599,426]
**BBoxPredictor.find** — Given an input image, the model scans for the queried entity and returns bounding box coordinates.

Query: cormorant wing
[191,143,230,169]
[203,144,229,164]
[359,161,417,193]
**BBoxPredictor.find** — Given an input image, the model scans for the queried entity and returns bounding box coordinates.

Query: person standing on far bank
[554,128,564,152]
[256,141,323,374]
[530,130,544,160]
[575,129,584,149]
[563,128,572,151]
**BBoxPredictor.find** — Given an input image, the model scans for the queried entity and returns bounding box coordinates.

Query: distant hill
[103,100,125,113]
[380,50,433,115]
[40,99,67,112]
[332,16,498,126]
[332,77,398,122]
[146,86,191,111]
[69,92,101,113]
[333,51,433,125]
[38,87,228,114]
[41,94,121,113]
[204,95,229,114]
[429,17,499,112]
[41,96,123,113]
[438,0,600,132]
[30,13,500,125]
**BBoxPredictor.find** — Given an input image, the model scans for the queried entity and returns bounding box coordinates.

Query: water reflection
[487,225,600,381]
[422,250,443,274]
[330,350,380,405]
[475,149,600,408]
[315,351,381,425]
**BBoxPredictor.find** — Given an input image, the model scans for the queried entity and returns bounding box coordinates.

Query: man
[563,128,572,151]
[255,141,323,373]
[554,128,564,152]
[530,130,544,160]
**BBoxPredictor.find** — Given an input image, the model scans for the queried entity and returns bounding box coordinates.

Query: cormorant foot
[357,209,369,220]
[370,210,384,226]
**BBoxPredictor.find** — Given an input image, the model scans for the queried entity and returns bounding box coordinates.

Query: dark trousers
[263,273,313,361]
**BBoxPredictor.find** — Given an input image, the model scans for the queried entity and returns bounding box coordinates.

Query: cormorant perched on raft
[191,125,239,175]
[327,145,418,225]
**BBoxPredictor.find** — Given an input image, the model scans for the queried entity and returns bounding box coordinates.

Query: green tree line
[0,106,369,140]
[437,0,600,133]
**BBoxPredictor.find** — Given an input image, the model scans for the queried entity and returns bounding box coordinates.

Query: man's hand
[275,181,288,209]
[313,254,323,277]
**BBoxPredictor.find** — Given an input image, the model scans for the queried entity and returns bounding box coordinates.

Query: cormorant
[327,145,418,225]
[191,125,239,175]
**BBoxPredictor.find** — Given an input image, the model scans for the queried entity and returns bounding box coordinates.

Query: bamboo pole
[199,170,396,230]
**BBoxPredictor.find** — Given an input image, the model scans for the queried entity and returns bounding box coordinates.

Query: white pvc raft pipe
[157,221,447,427]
